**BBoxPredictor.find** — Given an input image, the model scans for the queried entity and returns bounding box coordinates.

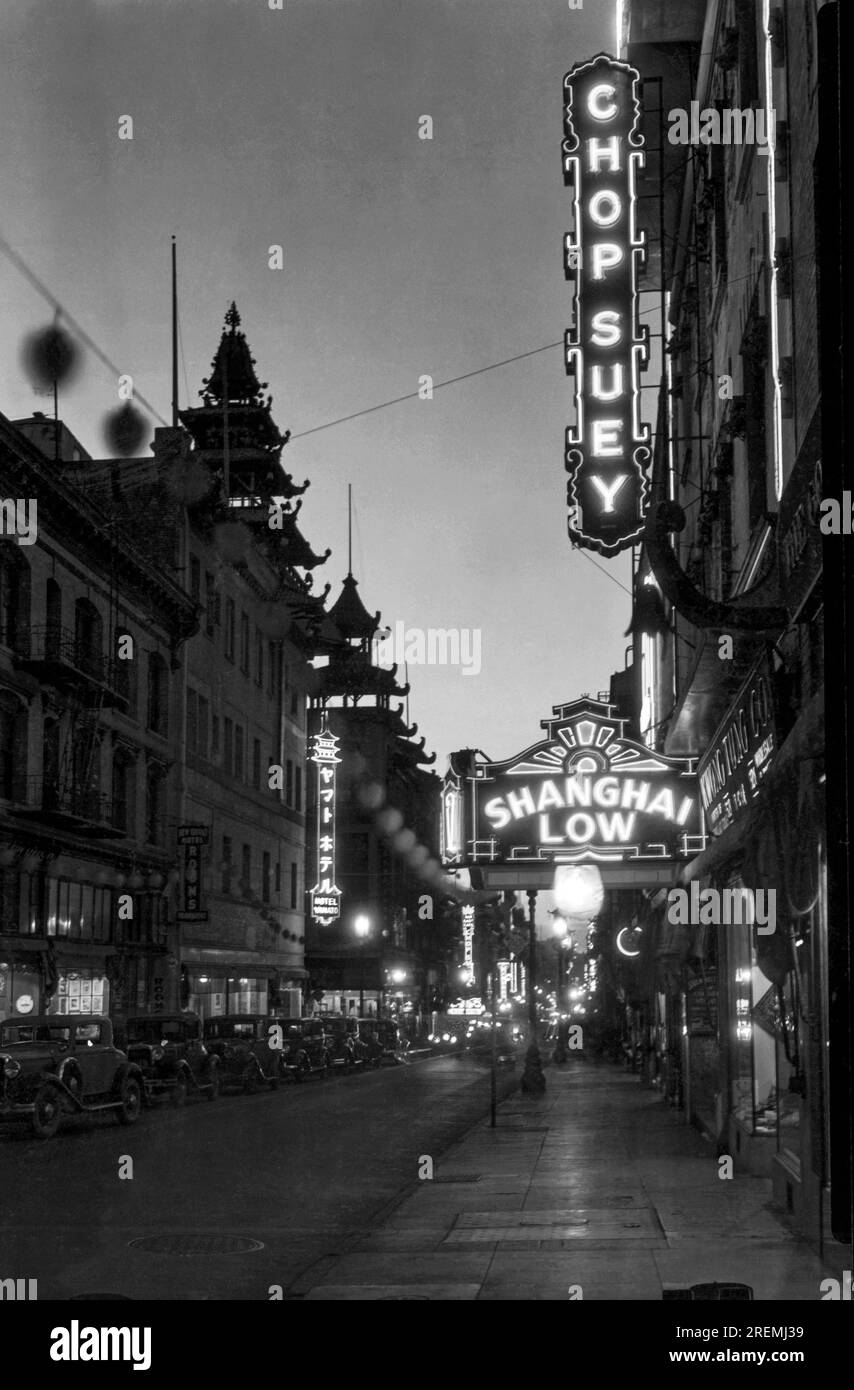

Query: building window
[224,718,234,775]
[212,715,220,759]
[242,844,251,896]
[295,766,302,813]
[45,877,113,942]
[222,835,232,894]
[190,555,201,602]
[114,628,135,709]
[253,738,261,790]
[290,862,297,910]
[111,753,131,834]
[205,572,216,638]
[146,767,165,845]
[0,699,26,801]
[736,0,759,108]
[0,553,26,648]
[262,851,271,904]
[255,629,264,687]
[286,759,293,806]
[147,653,169,736]
[198,696,209,759]
[240,612,250,674]
[225,599,235,662]
[186,688,198,753]
[235,725,244,781]
[0,867,21,933]
[275,861,281,894]
[267,641,276,696]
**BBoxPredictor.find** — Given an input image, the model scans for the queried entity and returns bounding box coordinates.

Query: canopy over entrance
[441,697,705,892]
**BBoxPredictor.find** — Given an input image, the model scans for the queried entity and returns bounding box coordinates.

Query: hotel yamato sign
[442,698,703,869]
[562,54,650,554]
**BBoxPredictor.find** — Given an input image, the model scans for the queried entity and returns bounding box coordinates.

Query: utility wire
[290,341,565,440]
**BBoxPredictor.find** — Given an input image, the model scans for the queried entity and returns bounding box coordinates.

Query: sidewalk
[299,1057,845,1300]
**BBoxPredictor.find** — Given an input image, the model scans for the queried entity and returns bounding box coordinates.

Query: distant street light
[354,914,371,1015]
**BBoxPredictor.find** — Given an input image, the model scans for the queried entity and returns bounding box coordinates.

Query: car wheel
[293,1054,309,1083]
[206,1063,220,1101]
[171,1072,189,1107]
[32,1084,63,1140]
[118,1076,142,1126]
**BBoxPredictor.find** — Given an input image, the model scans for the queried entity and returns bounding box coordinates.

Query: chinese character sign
[462,905,475,986]
[562,53,650,554]
[309,713,342,925]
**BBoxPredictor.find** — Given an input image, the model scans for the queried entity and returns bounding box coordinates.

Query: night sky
[0,0,639,767]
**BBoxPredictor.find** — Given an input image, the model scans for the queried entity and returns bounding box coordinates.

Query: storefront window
[48,970,109,1017]
[728,918,777,1135]
[188,975,268,1018]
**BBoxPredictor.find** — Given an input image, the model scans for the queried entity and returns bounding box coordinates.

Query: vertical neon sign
[309,712,342,925]
[462,904,475,985]
[563,53,650,554]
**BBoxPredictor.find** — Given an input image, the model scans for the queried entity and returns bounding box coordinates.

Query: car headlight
[151,1047,164,1062]
[1,1055,21,1079]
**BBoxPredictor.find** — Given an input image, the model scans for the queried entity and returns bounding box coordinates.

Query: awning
[181,948,307,979]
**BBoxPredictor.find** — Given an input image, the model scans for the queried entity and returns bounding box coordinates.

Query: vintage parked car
[0,1015,144,1140]
[119,1012,220,1105]
[202,1015,282,1092]
[279,1019,333,1081]
[322,1016,370,1072]
[358,1018,408,1066]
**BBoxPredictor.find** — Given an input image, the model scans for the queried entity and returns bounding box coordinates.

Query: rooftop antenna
[171,236,179,428]
[347,482,353,577]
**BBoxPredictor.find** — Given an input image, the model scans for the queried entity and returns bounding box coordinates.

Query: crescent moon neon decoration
[616,926,641,958]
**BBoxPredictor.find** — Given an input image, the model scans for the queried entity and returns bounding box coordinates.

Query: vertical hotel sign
[563,54,650,554]
[177,824,209,923]
[309,713,342,925]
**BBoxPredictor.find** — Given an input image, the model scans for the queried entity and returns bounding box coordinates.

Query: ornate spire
[200,302,271,409]
[327,573,381,643]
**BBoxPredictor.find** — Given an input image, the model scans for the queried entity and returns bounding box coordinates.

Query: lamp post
[354,913,370,1016]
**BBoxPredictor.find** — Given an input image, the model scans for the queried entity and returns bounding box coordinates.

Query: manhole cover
[129,1234,264,1256]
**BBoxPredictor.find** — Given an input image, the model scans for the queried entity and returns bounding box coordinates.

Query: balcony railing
[12,627,128,709]
[9,778,124,837]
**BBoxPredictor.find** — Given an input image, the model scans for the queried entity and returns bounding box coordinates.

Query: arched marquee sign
[562,54,650,554]
[442,698,704,872]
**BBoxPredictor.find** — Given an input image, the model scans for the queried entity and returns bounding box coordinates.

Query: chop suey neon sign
[563,54,650,554]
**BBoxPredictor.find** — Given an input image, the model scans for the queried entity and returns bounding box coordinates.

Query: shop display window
[47,970,109,1017]
[188,975,268,1018]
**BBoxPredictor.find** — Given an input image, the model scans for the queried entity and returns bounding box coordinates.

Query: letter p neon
[590,243,623,280]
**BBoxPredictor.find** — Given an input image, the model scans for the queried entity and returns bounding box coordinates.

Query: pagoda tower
[306,566,440,1021]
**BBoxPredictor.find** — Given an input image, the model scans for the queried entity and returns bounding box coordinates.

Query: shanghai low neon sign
[309,713,342,925]
[562,53,650,555]
[442,698,703,867]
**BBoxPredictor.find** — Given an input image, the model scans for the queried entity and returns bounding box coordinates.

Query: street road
[0,1055,513,1300]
